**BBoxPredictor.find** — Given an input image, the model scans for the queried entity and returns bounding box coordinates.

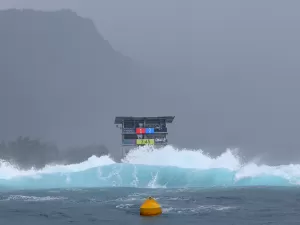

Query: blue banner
[145,128,154,134]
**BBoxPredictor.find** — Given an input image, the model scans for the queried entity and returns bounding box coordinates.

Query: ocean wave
[0,146,299,189]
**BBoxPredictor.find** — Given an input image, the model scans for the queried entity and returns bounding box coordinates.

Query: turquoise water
[0,163,294,190]
[0,147,300,224]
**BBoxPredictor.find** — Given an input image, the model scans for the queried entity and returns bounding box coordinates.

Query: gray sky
[2,0,299,66]
[1,1,300,164]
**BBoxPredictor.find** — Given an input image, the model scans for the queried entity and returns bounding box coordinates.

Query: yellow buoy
[140,197,162,216]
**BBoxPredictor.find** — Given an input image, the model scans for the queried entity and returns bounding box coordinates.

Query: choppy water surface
[0,187,299,225]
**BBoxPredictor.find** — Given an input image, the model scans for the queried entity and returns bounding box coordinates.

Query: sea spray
[0,146,298,189]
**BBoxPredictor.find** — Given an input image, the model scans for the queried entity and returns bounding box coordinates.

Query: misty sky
[2,0,300,66]
[1,1,300,164]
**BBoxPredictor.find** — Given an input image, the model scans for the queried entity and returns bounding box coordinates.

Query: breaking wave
[0,146,300,190]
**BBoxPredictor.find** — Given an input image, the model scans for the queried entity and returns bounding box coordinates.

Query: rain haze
[0,0,300,166]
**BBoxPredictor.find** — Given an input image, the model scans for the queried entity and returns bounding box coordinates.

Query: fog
[0,1,300,165]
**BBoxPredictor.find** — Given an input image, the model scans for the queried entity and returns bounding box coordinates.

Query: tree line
[0,136,109,170]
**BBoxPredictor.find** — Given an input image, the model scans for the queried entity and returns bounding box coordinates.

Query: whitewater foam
[0,155,115,179]
[1,195,67,202]
[0,146,299,189]
[163,205,235,215]
[122,146,242,170]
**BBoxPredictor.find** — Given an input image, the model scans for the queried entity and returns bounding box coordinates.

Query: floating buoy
[140,196,162,216]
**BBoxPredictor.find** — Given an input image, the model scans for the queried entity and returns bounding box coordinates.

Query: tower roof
[114,116,175,124]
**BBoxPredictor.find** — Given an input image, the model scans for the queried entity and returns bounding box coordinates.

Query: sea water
[0,146,299,224]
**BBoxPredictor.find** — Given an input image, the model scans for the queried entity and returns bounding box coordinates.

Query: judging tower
[114,116,175,158]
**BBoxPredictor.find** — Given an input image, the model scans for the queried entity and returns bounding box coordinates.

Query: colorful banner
[136,139,155,145]
[136,128,146,134]
[145,128,154,134]
[136,128,155,134]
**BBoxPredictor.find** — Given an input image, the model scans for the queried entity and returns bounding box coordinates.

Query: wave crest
[0,146,299,189]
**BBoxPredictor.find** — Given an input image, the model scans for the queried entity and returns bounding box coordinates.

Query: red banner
[136,128,146,134]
